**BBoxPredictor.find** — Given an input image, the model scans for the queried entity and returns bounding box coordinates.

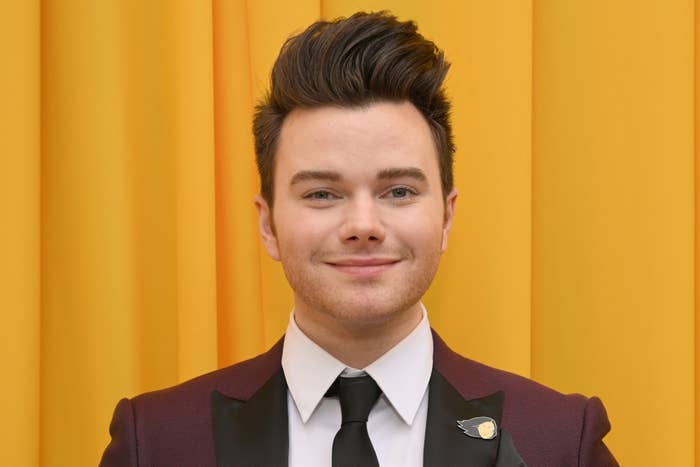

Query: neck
[293,302,423,369]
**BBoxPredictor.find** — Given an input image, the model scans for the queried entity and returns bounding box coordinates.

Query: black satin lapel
[424,370,504,467]
[211,369,288,467]
[495,430,528,467]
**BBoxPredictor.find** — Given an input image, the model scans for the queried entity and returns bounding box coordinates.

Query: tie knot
[333,375,382,424]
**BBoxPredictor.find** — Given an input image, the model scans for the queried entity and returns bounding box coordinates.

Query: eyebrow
[377,167,427,182]
[289,170,342,186]
[289,167,428,186]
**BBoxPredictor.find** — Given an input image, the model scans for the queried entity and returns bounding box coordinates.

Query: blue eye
[389,187,414,198]
[305,190,336,200]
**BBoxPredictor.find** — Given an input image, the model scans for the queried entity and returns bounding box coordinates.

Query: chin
[319,294,420,326]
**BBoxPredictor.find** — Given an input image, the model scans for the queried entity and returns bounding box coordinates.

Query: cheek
[274,210,335,254]
[392,210,445,243]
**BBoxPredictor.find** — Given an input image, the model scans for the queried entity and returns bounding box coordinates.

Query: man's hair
[253,11,454,205]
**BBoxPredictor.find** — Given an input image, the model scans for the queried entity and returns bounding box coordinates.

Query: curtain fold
[0,1,696,465]
[169,0,219,382]
[41,2,140,464]
[1,2,40,466]
[695,0,700,462]
[212,0,264,367]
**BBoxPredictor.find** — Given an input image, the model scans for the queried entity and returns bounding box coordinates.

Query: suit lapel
[424,369,504,467]
[211,368,288,467]
[428,332,528,467]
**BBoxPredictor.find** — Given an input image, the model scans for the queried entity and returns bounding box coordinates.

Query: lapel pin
[457,416,497,440]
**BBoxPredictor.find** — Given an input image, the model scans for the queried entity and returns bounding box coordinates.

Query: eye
[303,190,338,201]
[387,186,417,199]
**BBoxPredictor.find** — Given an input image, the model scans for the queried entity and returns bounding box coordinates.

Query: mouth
[325,258,401,278]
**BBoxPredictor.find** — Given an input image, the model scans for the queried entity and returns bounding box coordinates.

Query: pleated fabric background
[0,0,696,465]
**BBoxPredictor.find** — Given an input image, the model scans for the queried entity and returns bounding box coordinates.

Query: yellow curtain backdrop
[0,0,696,465]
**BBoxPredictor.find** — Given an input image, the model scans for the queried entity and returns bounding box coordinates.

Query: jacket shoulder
[100,340,283,466]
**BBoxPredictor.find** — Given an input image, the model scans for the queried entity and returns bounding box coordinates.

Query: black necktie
[329,375,382,467]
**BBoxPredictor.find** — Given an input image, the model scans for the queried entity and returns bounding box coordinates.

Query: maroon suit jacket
[100,331,617,466]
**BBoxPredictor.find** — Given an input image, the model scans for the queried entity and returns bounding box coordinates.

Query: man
[101,11,617,466]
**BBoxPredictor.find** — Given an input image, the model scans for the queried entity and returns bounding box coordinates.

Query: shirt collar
[281,305,433,425]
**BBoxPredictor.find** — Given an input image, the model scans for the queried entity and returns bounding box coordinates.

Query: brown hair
[253,11,454,205]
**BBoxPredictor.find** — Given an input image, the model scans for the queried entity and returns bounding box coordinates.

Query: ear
[254,194,280,261]
[441,188,458,252]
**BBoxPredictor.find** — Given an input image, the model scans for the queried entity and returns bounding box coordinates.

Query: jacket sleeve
[579,396,619,467]
[99,398,138,467]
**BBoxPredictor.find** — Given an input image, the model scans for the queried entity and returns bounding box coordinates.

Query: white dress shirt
[281,306,433,467]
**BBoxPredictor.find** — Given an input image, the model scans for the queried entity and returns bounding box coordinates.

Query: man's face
[255,101,457,330]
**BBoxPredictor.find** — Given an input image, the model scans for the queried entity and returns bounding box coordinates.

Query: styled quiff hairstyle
[253,11,454,205]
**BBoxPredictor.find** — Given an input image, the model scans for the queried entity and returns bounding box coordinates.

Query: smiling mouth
[326,258,401,277]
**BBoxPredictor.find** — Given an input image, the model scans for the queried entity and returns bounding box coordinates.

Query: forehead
[274,101,439,181]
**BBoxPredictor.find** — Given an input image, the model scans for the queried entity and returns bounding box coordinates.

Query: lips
[325,257,401,277]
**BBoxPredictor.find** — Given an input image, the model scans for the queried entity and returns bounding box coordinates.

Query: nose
[338,195,386,245]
